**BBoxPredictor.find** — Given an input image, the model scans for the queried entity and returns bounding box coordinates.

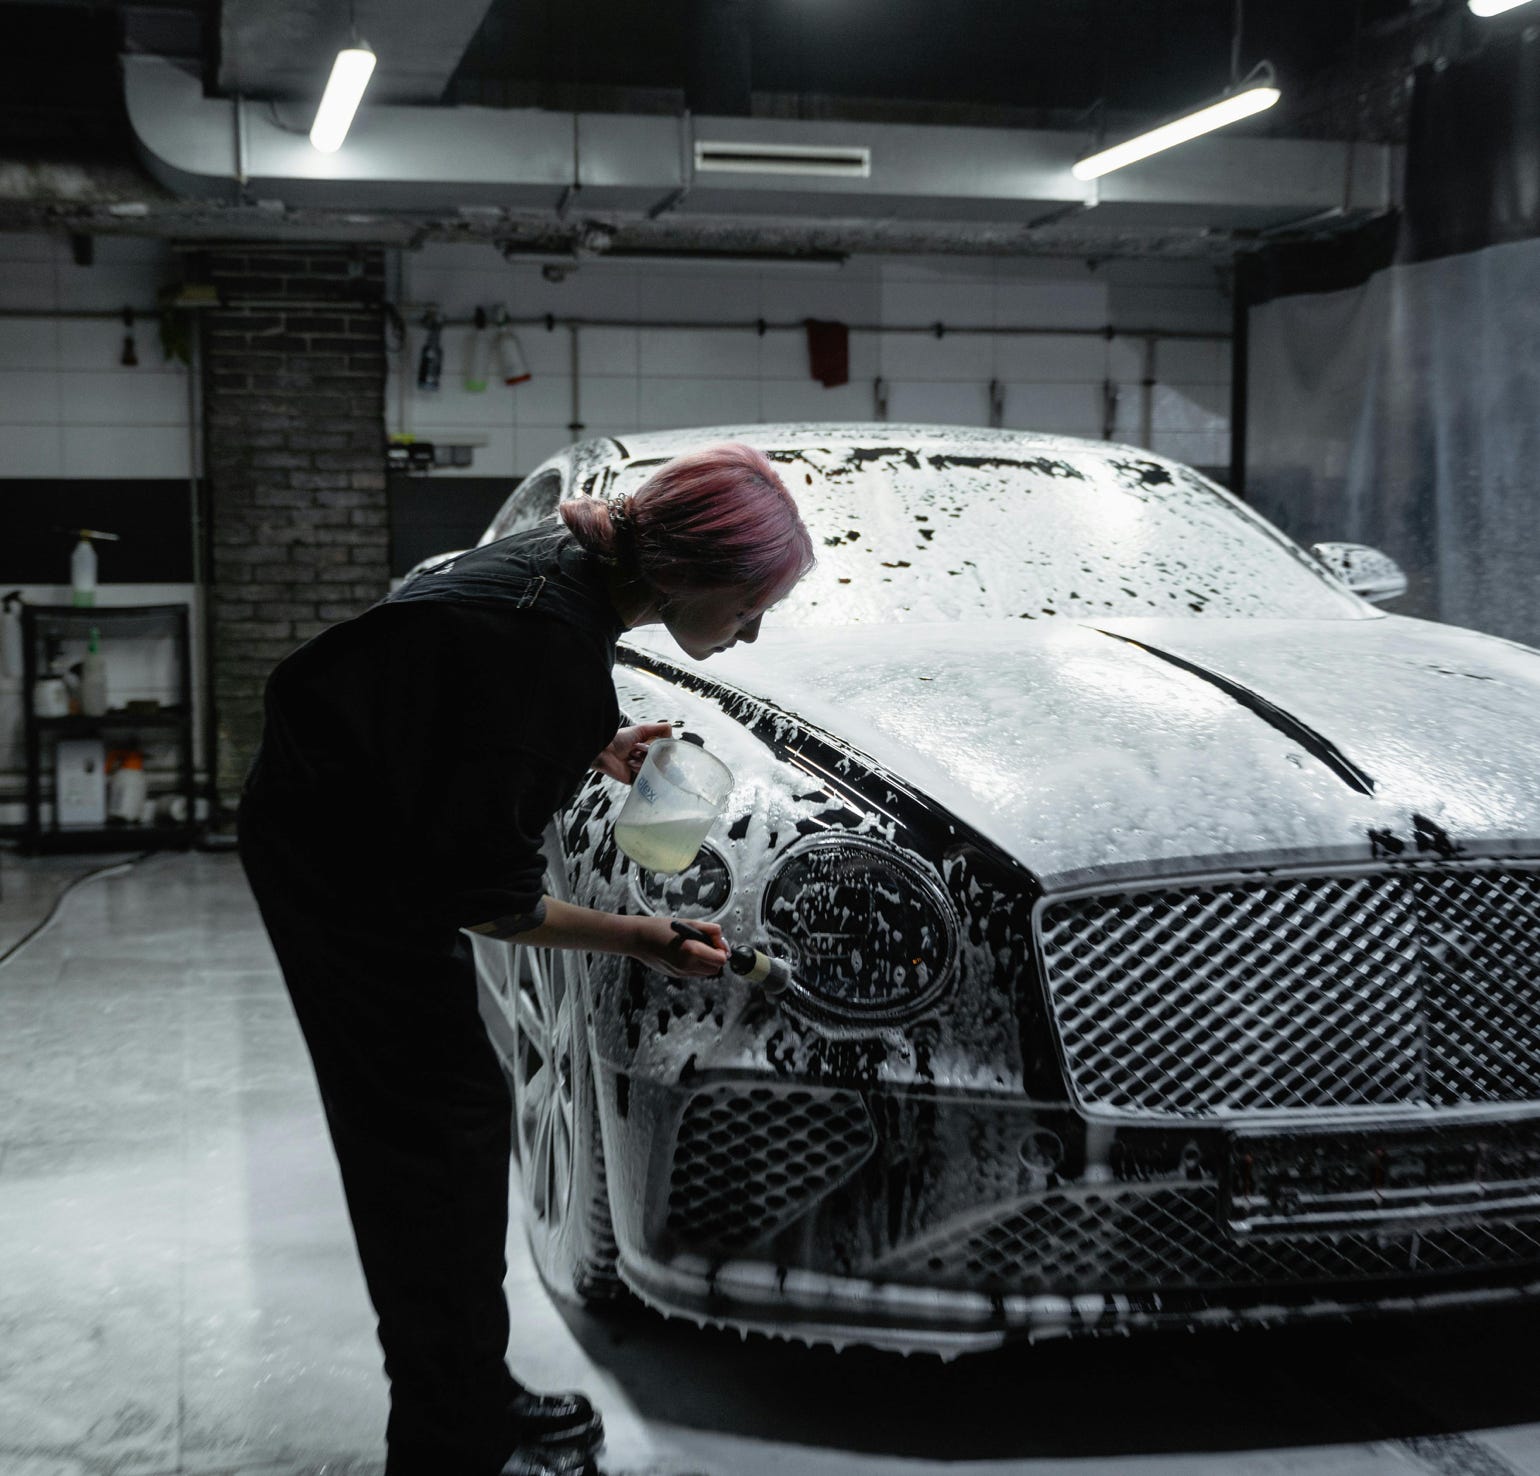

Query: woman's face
[663,577,797,661]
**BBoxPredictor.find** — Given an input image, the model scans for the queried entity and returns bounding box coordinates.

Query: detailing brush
[670,920,793,997]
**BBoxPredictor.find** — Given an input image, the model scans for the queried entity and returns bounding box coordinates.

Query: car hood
[627,615,1540,891]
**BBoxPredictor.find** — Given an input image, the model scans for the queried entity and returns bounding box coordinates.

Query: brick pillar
[200,244,388,809]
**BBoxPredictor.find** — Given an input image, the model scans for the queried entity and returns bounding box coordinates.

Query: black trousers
[238,798,521,1476]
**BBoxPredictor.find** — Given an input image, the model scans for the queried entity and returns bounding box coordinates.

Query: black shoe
[499,1444,600,1476]
[507,1387,604,1451]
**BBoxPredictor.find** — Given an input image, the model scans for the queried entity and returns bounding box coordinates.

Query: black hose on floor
[0,852,154,968]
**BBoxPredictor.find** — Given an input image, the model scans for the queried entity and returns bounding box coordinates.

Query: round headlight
[762,838,956,1023]
[631,841,734,918]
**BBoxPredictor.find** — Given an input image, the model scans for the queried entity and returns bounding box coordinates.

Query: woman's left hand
[591,721,673,783]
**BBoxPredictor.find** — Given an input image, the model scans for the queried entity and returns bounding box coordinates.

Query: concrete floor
[5,850,1540,1476]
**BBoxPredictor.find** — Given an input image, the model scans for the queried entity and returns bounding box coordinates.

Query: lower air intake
[876,1186,1540,1294]
[667,1085,875,1251]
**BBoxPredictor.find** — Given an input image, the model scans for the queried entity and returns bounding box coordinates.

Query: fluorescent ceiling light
[1469,0,1534,15]
[310,45,376,153]
[1072,82,1281,180]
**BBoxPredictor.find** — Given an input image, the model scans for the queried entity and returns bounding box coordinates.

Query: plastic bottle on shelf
[108,749,148,824]
[34,669,70,717]
[79,626,108,717]
[69,529,120,608]
[71,534,97,608]
[1,592,22,678]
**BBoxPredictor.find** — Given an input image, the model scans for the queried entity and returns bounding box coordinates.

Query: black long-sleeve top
[240,525,624,938]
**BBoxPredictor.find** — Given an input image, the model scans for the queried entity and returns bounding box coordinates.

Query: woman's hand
[591,721,674,783]
[626,915,728,979]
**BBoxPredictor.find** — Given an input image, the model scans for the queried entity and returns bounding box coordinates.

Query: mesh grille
[667,1086,875,1250]
[875,1186,1540,1294]
[1038,865,1540,1116]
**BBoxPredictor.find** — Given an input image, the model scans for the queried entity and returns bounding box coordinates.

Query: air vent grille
[694,140,872,178]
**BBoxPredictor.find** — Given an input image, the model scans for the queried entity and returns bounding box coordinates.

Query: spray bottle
[417,311,444,391]
[108,747,148,824]
[79,625,108,717]
[69,529,120,608]
[493,305,532,386]
[464,306,490,392]
[1,592,23,679]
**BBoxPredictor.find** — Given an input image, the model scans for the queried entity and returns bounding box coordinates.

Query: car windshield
[607,442,1366,626]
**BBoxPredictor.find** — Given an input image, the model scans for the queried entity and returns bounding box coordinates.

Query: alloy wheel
[510,941,575,1231]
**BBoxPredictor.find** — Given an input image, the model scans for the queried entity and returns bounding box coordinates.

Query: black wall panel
[0,479,197,584]
[387,474,512,577]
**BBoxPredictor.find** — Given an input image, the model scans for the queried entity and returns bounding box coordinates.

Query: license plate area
[1220,1118,1540,1237]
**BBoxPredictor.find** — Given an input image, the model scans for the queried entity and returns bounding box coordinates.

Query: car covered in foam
[462,423,1540,1355]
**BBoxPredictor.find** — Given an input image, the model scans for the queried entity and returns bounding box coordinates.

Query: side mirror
[1310,542,1408,604]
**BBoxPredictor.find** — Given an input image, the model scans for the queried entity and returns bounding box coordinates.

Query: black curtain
[1402,32,1540,265]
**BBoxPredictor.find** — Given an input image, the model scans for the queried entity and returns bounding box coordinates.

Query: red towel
[805,318,850,388]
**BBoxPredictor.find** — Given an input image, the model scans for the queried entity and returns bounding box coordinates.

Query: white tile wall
[62,425,192,480]
[1,426,64,478]
[0,233,189,483]
[386,244,1232,478]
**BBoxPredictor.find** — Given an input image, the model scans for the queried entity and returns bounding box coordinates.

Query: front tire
[505,932,622,1304]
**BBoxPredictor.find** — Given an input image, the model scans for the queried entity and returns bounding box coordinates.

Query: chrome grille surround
[1036,861,1540,1117]
[666,1085,876,1251]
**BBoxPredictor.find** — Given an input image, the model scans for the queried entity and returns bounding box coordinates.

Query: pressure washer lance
[670,920,792,998]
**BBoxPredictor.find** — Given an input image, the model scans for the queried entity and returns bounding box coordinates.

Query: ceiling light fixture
[310,21,376,154]
[1468,0,1535,15]
[1072,69,1279,180]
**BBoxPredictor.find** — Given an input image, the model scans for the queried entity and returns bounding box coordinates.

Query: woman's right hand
[627,915,729,978]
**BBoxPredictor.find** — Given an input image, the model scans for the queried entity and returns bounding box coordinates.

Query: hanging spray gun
[670,920,793,998]
[416,310,444,391]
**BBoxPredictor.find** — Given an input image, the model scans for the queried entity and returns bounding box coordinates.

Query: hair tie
[598,493,633,567]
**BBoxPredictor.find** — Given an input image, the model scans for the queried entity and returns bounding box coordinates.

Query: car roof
[588,422,1175,467]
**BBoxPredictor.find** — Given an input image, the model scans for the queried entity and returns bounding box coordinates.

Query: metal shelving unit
[20,603,198,853]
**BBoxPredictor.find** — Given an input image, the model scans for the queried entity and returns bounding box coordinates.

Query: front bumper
[593,1065,1540,1354]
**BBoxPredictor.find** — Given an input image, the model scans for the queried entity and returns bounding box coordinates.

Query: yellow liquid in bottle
[614,813,717,872]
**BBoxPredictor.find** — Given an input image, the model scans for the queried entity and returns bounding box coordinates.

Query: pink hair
[563,442,815,601]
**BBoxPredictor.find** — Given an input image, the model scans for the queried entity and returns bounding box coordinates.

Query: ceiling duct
[694,140,872,177]
[120,56,1400,255]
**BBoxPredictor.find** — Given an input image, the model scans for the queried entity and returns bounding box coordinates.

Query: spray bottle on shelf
[1,592,23,679]
[69,529,120,608]
[79,626,108,717]
[107,747,148,824]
